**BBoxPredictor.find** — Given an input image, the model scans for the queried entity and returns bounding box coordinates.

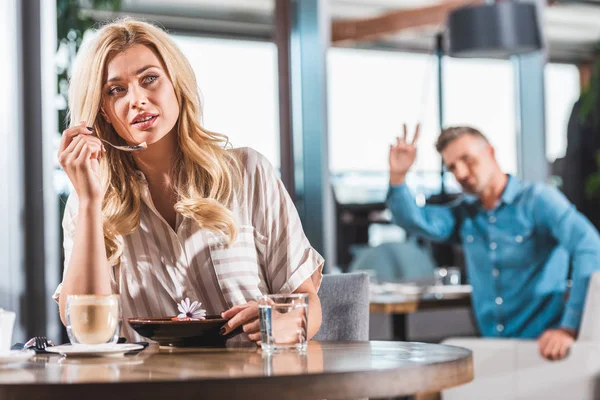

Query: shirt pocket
[496,224,535,246]
[205,225,265,306]
[494,224,536,268]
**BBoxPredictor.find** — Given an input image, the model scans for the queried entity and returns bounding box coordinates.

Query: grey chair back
[313,272,369,341]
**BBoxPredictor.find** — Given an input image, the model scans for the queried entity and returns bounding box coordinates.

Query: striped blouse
[53,147,324,341]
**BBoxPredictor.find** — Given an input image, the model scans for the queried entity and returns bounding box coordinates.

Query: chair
[313,272,369,341]
[348,240,437,283]
[442,271,600,400]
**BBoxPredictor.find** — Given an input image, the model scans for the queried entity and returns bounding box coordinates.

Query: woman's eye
[108,86,124,95]
[143,75,158,84]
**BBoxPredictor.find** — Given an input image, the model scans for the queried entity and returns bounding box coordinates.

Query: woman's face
[101,44,179,146]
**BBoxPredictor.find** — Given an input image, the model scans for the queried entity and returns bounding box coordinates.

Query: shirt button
[490,242,497,250]
[495,297,503,305]
[466,235,474,243]
[497,324,504,333]
[489,216,496,223]
[492,268,499,277]
[515,235,523,243]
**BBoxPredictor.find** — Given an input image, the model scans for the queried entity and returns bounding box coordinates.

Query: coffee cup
[66,295,120,345]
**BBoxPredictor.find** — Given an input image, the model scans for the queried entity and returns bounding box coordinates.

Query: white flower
[176,297,207,320]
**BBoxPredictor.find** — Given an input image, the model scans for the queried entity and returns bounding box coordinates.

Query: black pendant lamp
[448,2,543,59]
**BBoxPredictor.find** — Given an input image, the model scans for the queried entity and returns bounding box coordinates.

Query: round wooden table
[0,341,472,399]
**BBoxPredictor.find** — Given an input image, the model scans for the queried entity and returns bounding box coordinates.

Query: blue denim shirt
[387,176,600,338]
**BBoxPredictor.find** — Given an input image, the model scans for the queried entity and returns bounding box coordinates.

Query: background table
[370,288,473,341]
[0,341,473,400]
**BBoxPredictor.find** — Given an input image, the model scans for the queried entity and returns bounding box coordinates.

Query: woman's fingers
[58,120,103,158]
[243,319,260,334]
[222,303,258,335]
[68,136,88,166]
[59,134,103,169]
[221,303,251,319]
[247,332,261,342]
[59,136,81,167]
[58,123,93,154]
[75,141,99,166]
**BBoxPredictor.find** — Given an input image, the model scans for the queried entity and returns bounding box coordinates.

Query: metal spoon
[97,137,147,152]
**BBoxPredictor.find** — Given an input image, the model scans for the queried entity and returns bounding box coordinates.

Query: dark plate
[127,316,243,347]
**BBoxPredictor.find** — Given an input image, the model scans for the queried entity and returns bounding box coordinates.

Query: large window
[443,57,517,174]
[327,49,440,202]
[173,36,280,168]
[545,63,580,163]
[328,49,439,175]
[327,48,517,202]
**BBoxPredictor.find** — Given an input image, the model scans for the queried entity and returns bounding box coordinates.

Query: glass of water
[258,293,309,353]
[434,267,461,286]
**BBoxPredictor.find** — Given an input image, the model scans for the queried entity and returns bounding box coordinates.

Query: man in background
[387,125,600,360]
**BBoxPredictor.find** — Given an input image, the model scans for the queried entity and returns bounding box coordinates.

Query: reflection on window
[173,36,280,169]
[545,63,580,163]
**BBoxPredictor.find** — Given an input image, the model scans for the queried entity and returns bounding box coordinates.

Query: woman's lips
[132,115,158,130]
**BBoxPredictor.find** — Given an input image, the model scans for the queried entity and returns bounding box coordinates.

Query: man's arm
[387,183,460,243]
[534,185,600,360]
[534,185,600,330]
[387,123,460,243]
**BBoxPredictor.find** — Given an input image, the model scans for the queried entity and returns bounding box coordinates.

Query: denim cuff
[560,306,582,331]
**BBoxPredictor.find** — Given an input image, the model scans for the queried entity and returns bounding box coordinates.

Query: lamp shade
[448,2,543,59]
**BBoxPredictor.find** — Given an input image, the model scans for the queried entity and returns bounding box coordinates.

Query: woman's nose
[129,86,148,108]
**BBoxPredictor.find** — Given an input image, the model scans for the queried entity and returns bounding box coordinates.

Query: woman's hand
[57,122,106,204]
[221,300,308,345]
[221,302,261,342]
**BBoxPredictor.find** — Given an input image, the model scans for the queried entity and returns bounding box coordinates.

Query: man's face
[441,135,497,195]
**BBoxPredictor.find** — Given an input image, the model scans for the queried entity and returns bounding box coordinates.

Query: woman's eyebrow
[105,65,160,84]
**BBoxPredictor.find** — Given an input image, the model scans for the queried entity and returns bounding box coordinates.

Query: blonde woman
[54,18,323,342]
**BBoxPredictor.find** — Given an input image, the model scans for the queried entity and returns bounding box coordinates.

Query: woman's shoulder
[228,147,276,178]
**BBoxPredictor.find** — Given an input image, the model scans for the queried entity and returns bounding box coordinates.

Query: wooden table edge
[0,352,473,400]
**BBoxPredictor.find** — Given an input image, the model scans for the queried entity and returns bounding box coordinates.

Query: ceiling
[97,0,600,62]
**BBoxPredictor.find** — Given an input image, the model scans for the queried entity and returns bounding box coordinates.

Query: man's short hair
[436,126,489,153]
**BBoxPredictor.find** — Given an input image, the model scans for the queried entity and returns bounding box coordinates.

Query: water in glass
[258,293,308,353]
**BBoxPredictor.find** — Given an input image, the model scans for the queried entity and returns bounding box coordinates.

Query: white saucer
[0,350,35,364]
[425,284,472,295]
[45,343,144,357]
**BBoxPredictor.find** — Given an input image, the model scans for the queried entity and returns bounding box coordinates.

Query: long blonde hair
[68,18,241,265]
